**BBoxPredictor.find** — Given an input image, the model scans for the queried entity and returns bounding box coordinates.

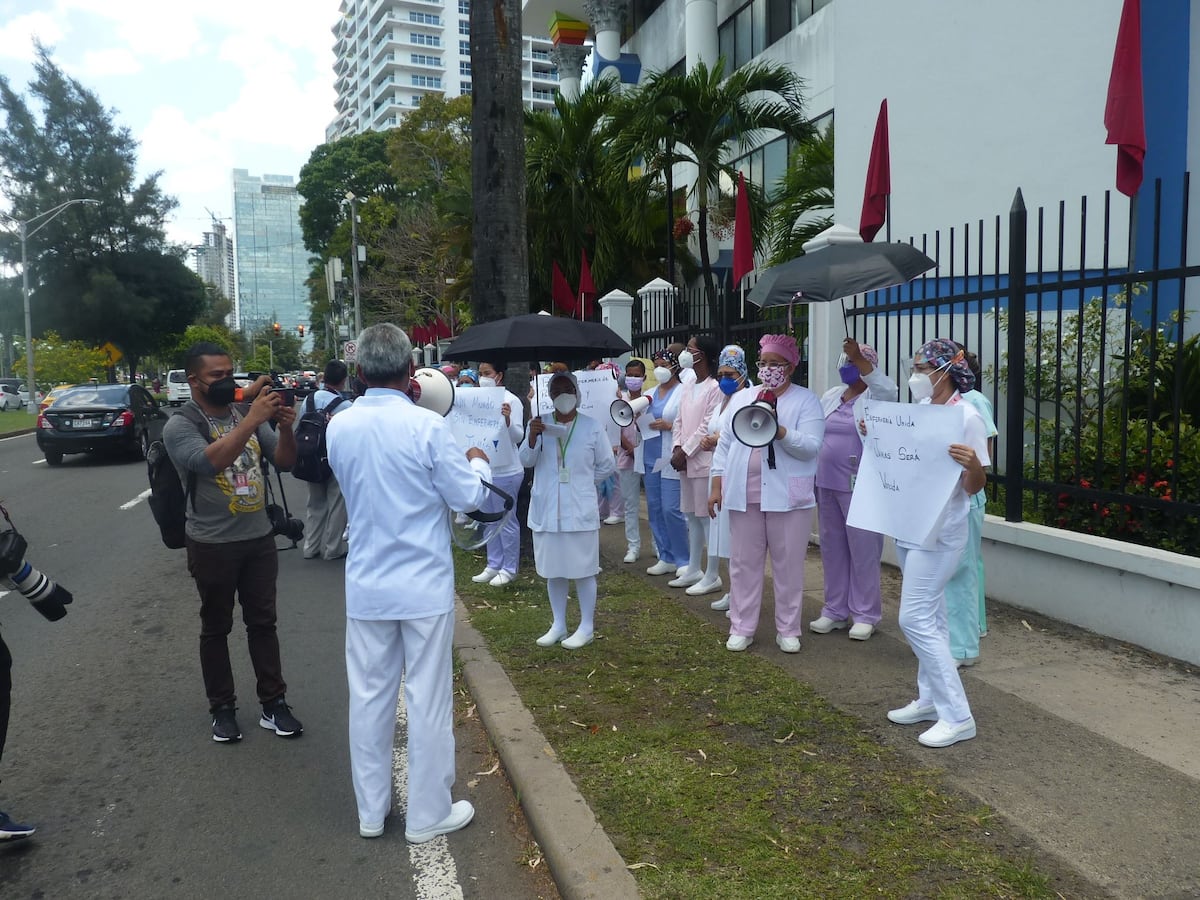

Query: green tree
[13,330,107,384]
[0,45,199,380]
[767,126,834,267]
[610,59,812,312]
[387,94,472,203]
[297,130,398,257]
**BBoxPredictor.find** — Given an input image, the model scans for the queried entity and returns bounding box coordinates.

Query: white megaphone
[730,390,779,448]
[409,367,455,417]
[610,395,650,427]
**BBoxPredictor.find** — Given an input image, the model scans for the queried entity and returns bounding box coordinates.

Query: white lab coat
[327,388,492,620]
[711,384,825,513]
[518,412,616,533]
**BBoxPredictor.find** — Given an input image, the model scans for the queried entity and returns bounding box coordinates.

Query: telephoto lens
[8,561,74,622]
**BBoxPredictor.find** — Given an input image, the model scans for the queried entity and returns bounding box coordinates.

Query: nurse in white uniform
[519,371,617,650]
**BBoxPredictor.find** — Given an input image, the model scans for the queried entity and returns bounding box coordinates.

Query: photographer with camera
[163,342,304,744]
[0,505,74,840]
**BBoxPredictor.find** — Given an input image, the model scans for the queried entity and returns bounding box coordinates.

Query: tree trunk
[471,0,530,405]
[695,176,718,324]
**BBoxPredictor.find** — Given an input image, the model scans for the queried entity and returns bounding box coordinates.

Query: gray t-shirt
[163,401,280,544]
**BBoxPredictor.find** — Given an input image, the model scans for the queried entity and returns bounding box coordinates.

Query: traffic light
[273,322,281,336]
[297,325,305,337]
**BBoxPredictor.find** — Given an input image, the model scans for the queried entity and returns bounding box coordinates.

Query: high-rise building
[327,0,559,141]
[231,169,310,344]
[192,219,237,328]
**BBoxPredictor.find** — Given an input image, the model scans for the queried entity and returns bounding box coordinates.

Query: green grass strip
[456,550,1058,899]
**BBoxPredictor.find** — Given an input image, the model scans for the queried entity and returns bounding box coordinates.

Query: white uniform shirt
[487,388,526,478]
[711,384,825,513]
[327,388,491,620]
[518,413,616,532]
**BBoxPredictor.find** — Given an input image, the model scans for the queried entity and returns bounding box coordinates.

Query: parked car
[39,384,77,413]
[18,383,44,408]
[36,383,168,466]
[0,383,20,411]
[166,369,191,406]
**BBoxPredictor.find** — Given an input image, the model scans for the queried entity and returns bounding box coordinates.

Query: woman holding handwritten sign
[883,338,990,748]
[708,334,824,654]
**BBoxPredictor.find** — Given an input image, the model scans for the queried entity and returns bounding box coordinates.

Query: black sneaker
[0,810,36,840]
[211,704,242,743]
[259,697,303,737]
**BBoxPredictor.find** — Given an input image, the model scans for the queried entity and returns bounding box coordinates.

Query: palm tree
[766,126,834,267]
[609,59,813,313]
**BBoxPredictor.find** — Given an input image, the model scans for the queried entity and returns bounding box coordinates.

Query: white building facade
[327,0,559,141]
[191,220,237,329]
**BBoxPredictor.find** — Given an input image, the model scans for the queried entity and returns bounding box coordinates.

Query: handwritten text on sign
[845,400,964,546]
[534,369,622,445]
[446,386,507,453]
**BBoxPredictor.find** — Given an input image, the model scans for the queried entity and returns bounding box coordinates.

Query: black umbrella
[746,242,937,309]
[441,313,632,364]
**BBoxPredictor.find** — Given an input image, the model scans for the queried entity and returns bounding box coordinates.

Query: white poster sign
[533,369,622,446]
[446,387,507,453]
[845,400,965,546]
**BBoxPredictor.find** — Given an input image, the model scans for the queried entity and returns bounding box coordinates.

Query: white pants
[618,468,642,551]
[345,613,456,831]
[304,477,349,560]
[895,546,973,724]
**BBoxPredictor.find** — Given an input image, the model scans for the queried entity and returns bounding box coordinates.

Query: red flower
[1135,473,1147,485]
[1080,479,1092,489]
[1154,480,1169,490]
[1166,459,1175,468]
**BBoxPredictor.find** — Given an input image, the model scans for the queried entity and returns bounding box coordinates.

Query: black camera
[0,524,74,622]
[248,371,296,408]
[266,504,305,544]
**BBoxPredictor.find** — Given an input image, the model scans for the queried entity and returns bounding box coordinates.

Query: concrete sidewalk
[459,515,1200,899]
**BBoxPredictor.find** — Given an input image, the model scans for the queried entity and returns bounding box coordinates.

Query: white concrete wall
[832,0,1129,274]
[877,519,1200,666]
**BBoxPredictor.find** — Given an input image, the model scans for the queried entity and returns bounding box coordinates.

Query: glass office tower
[231,169,309,345]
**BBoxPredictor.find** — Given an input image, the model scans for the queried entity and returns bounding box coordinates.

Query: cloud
[0,12,66,62]
[78,47,141,78]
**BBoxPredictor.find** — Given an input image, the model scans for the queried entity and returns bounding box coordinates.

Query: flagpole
[885,195,891,243]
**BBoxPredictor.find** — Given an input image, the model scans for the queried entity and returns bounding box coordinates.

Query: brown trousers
[186,534,286,712]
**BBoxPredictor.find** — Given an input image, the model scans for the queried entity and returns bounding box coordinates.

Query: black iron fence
[633,176,1200,554]
[840,174,1200,555]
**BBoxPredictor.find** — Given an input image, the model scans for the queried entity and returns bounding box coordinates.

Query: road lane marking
[32,459,45,465]
[395,689,465,899]
[120,489,153,510]
[0,432,34,443]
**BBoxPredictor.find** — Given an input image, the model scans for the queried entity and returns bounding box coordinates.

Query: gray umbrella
[746,241,937,309]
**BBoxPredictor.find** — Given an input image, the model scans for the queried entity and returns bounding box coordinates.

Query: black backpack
[292,393,347,484]
[146,404,207,549]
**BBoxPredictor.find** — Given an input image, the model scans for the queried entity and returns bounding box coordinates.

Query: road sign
[342,340,357,362]
[100,342,123,366]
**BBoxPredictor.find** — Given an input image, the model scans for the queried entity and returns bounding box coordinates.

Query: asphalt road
[0,428,556,899]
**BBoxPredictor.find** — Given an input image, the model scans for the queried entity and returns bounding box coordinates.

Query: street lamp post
[345,192,363,339]
[1,198,99,414]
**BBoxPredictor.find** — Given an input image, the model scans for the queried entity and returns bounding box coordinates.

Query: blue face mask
[718,376,740,395]
[839,363,861,385]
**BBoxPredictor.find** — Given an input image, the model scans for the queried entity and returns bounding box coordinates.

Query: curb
[455,599,640,900]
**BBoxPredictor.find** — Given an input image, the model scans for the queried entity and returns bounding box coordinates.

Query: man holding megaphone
[327,323,493,844]
[708,334,825,654]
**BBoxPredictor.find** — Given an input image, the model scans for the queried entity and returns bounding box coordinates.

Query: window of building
[458,20,470,35]
[412,32,442,47]
[412,95,422,107]
[460,80,472,94]
[411,53,441,66]
[458,0,470,12]
[732,134,789,196]
[460,61,471,75]
[460,40,470,54]
[719,0,814,70]
[409,11,441,25]
[412,74,442,88]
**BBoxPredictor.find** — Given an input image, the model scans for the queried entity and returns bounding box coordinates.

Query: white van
[167,369,191,406]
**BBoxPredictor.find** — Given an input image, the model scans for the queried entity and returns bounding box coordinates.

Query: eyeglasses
[912,362,937,374]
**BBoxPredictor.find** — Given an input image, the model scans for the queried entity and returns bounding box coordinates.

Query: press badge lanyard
[556,417,578,484]
[206,408,255,496]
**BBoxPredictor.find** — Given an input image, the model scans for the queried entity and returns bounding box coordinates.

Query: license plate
[70,419,96,429]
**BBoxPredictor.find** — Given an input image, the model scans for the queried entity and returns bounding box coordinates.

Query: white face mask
[552,392,578,414]
[653,366,673,384]
[478,376,497,388]
[907,372,934,402]
[678,350,696,369]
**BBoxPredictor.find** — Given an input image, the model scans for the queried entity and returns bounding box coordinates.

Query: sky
[0,0,339,247]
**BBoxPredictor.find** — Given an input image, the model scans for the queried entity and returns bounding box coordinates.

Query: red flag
[732,171,754,285]
[551,261,575,315]
[1105,0,1146,197]
[859,99,890,242]
[578,248,597,319]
